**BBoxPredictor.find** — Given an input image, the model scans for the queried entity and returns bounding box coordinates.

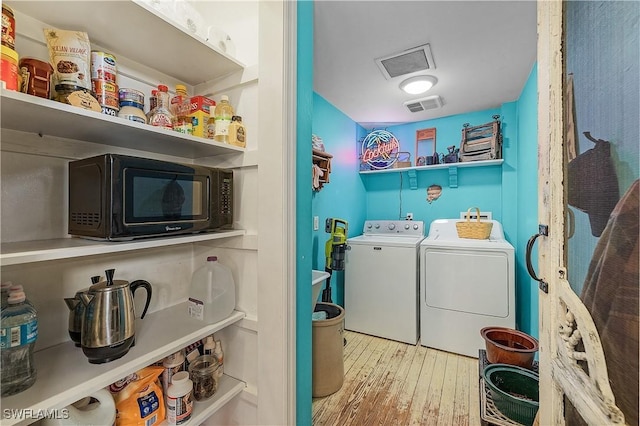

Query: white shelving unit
[1,1,251,424]
[360,159,504,188]
[1,304,246,426]
[4,0,245,86]
[359,159,504,174]
[0,230,246,267]
[1,89,244,160]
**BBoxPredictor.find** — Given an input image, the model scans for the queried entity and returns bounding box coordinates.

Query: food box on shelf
[188,95,216,138]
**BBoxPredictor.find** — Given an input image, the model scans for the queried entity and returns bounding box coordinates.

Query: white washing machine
[420,219,515,357]
[344,220,425,344]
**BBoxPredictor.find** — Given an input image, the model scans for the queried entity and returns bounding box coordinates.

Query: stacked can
[90,51,119,117]
[118,88,147,124]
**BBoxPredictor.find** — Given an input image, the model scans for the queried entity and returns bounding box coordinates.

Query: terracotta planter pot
[481,327,539,369]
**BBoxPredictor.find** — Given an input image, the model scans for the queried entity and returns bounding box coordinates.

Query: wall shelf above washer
[359,159,504,189]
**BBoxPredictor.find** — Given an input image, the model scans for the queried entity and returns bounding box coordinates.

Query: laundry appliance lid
[348,234,425,248]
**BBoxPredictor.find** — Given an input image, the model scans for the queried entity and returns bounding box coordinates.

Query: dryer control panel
[363,220,424,236]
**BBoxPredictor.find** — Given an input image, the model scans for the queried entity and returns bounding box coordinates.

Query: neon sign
[361,129,400,169]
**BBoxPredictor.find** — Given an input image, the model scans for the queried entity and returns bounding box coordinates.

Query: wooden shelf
[1,304,246,426]
[1,230,246,267]
[4,0,244,86]
[1,90,245,160]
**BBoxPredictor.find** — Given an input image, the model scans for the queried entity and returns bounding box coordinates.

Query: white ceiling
[313,1,537,130]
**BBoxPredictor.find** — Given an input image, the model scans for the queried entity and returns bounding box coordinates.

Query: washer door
[423,247,510,317]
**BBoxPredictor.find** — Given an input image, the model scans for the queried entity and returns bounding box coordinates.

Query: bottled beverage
[213,95,234,143]
[1,291,37,396]
[148,84,174,130]
[188,256,236,323]
[8,284,33,307]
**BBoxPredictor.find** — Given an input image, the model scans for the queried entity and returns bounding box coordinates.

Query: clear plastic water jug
[188,256,236,323]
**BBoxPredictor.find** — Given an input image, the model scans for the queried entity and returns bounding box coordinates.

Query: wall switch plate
[313,216,319,230]
[406,213,413,220]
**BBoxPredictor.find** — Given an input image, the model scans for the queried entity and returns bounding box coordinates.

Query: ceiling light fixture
[399,75,437,95]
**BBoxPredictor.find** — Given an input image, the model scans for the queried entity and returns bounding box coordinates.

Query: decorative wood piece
[459,115,502,162]
[415,127,436,166]
[312,149,332,191]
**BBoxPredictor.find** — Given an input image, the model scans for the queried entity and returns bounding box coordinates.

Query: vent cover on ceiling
[404,95,443,113]
[375,44,436,80]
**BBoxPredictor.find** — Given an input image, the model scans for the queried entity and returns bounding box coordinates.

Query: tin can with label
[2,5,16,50]
[90,51,117,83]
[92,79,119,116]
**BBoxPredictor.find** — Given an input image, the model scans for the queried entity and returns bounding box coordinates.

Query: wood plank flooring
[312,331,482,426]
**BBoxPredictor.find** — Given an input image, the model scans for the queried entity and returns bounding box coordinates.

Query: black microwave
[68,154,233,240]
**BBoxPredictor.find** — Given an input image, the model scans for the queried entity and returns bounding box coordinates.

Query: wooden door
[536,1,638,425]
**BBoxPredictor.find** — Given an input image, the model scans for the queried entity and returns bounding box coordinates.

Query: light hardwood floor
[312,330,482,426]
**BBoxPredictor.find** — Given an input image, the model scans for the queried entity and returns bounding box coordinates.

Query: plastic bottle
[8,284,33,307]
[203,335,215,356]
[162,349,185,398]
[213,340,224,380]
[1,291,37,396]
[171,84,193,135]
[1,281,12,309]
[188,256,236,323]
[148,84,174,130]
[147,89,158,121]
[213,95,234,143]
[166,371,193,425]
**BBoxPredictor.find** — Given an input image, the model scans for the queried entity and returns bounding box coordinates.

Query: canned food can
[119,88,145,106]
[2,5,16,50]
[92,79,119,113]
[90,51,117,83]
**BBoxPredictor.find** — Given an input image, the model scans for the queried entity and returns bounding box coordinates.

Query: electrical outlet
[406,213,413,220]
[313,216,319,230]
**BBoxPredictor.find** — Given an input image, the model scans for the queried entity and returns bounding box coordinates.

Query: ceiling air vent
[375,43,436,80]
[404,95,443,113]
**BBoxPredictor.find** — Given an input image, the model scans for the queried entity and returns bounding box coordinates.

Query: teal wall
[311,93,367,306]
[514,65,539,338]
[364,108,506,226]
[295,1,314,425]
[309,70,540,339]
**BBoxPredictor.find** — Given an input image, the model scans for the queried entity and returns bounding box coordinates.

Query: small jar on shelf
[228,115,246,148]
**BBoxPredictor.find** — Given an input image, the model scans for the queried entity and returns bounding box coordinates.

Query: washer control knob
[374,224,380,229]
[404,224,410,230]
[388,223,396,230]
[366,223,372,229]
[413,224,419,230]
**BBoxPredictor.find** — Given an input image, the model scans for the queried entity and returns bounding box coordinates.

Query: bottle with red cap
[148,84,174,130]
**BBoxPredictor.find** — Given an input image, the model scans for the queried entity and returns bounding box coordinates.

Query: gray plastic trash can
[312,302,345,397]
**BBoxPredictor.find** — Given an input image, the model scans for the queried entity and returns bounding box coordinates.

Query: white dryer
[420,219,515,357]
[345,220,425,344]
